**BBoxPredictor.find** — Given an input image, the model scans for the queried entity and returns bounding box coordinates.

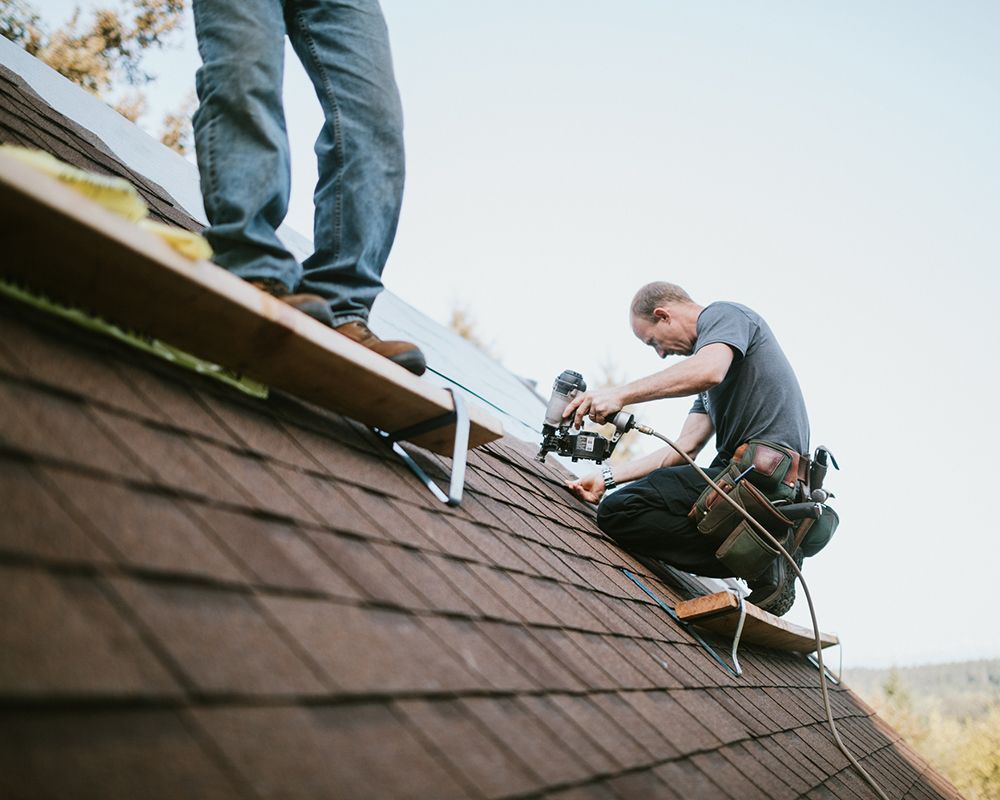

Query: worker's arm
[564,343,735,427]
[565,411,714,504]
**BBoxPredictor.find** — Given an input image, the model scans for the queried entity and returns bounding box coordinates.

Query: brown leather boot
[249,279,333,328]
[334,320,426,376]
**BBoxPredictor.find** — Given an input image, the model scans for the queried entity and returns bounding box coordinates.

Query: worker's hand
[565,472,606,504]
[563,387,625,428]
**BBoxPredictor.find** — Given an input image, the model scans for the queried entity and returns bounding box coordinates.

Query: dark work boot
[746,549,803,617]
[334,320,427,376]
[249,279,334,328]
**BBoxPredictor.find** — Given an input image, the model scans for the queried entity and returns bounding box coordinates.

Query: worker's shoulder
[702,300,762,324]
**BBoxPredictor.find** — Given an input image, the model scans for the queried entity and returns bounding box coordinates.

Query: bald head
[630,282,694,322]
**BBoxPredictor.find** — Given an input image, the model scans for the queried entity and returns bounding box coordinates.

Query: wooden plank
[675,591,839,652]
[0,153,504,454]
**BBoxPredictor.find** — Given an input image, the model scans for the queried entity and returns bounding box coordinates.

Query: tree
[448,302,501,361]
[1,0,191,152]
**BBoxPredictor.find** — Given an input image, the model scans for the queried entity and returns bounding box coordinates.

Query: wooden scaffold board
[675,591,839,653]
[0,153,504,455]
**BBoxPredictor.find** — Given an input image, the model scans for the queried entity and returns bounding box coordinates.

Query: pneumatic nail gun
[535,369,635,463]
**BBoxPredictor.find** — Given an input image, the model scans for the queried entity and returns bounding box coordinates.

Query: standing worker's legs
[286,0,405,326]
[191,0,302,291]
[597,465,730,577]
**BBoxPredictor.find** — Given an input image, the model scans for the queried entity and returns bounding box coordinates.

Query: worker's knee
[596,487,639,538]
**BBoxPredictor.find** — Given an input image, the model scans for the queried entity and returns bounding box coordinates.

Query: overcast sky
[43,0,1000,668]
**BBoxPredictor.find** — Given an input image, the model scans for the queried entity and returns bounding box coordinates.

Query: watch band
[602,465,617,491]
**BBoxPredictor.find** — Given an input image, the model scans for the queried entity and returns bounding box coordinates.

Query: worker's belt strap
[730,440,809,490]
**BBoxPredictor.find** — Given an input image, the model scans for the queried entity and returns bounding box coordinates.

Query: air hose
[632,422,890,800]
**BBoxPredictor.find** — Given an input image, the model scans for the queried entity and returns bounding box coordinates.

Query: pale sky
[42,0,1000,668]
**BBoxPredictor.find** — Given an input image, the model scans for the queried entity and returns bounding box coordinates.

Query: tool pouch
[690,460,796,579]
[798,504,839,557]
[731,440,799,502]
[715,520,783,578]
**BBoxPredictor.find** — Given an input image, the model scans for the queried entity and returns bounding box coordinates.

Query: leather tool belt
[689,440,833,579]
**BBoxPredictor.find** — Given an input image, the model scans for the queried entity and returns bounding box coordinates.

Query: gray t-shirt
[689,301,809,458]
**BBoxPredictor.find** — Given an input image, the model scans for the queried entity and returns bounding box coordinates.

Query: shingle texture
[0,54,962,800]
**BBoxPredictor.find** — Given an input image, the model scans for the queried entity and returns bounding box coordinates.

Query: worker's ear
[653,306,670,323]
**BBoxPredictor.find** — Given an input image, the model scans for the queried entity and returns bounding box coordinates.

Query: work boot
[249,279,334,328]
[746,549,804,617]
[334,320,427,376]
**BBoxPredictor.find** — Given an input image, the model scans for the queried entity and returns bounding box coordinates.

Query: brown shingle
[0,312,154,419]
[447,516,537,571]
[121,370,239,444]
[543,782,622,800]
[341,488,438,548]
[278,472,383,536]
[0,462,109,564]
[195,392,320,468]
[0,566,180,697]
[475,621,584,691]
[587,693,667,765]
[735,738,812,794]
[0,709,243,800]
[0,380,146,478]
[303,530,429,608]
[460,696,593,788]
[420,615,536,692]
[263,597,482,694]
[546,693,648,771]
[669,689,749,746]
[104,414,245,504]
[394,698,539,797]
[691,751,771,800]
[653,759,733,799]
[387,498,481,556]
[536,629,617,691]
[513,574,605,632]
[465,564,559,625]
[604,769,673,798]
[620,689,716,757]
[191,505,362,598]
[568,632,656,690]
[110,577,326,696]
[521,694,623,777]
[608,636,678,686]
[198,443,309,521]
[195,704,469,800]
[48,471,244,582]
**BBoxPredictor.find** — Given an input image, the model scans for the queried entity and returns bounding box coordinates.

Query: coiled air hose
[632,422,890,800]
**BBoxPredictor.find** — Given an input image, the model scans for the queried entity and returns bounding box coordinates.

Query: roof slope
[0,298,962,800]
[0,44,962,800]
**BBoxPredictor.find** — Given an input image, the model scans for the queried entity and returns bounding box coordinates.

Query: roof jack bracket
[622,569,744,678]
[805,642,842,685]
[373,388,469,507]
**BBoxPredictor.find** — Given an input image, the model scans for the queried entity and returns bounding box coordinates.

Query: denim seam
[292,7,344,266]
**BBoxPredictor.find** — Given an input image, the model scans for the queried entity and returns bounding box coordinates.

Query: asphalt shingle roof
[0,49,963,800]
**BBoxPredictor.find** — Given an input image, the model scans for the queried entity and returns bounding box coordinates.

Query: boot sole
[749,550,803,617]
[390,350,427,376]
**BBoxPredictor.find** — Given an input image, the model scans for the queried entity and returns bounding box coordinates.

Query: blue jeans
[191,0,404,325]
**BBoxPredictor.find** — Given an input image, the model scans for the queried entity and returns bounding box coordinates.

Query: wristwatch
[602,464,617,491]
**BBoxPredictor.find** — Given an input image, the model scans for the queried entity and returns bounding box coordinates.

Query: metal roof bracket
[805,643,843,685]
[622,569,743,678]
[374,388,469,507]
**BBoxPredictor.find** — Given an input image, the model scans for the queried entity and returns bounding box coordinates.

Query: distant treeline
[844,659,1000,798]
[846,658,1000,721]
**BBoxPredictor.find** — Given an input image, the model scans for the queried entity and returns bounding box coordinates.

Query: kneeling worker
[565,281,813,615]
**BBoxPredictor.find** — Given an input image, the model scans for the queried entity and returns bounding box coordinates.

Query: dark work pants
[596,464,734,578]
